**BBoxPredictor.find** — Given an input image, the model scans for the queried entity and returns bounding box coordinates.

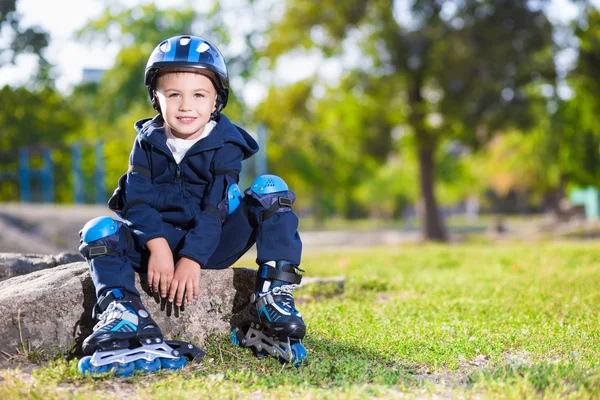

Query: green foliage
[475,128,561,201]
[0,86,83,202]
[552,8,600,188]
[0,86,82,151]
[353,133,486,217]
[255,73,400,218]
[267,0,555,141]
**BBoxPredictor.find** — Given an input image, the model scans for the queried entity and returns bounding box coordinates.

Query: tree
[262,0,555,240]
[0,0,51,86]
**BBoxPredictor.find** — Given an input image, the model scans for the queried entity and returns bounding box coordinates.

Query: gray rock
[0,261,255,356]
[0,252,84,282]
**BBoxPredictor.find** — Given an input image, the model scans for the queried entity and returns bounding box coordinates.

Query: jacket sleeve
[122,136,166,247]
[178,143,243,266]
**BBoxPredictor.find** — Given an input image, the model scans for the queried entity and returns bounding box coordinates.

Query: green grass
[2,241,600,399]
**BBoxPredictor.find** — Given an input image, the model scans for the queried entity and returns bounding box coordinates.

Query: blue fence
[0,141,107,204]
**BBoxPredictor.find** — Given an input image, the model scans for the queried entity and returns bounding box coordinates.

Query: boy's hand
[146,238,174,298]
[169,257,201,306]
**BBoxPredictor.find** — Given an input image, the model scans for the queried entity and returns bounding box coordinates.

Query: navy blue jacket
[118,114,259,266]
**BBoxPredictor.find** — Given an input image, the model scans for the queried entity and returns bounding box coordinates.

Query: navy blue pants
[88,201,302,298]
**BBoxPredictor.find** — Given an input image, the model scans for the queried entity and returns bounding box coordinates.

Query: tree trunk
[405,62,447,242]
[417,144,447,242]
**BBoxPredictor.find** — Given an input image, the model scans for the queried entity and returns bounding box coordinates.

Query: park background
[4,0,600,241]
[1,0,600,399]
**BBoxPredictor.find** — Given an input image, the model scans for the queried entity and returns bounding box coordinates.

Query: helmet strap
[210,94,225,120]
[149,88,161,112]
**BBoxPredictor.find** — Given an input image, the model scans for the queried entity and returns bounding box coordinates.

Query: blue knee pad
[244,174,296,220]
[213,172,243,220]
[225,182,242,215]
[78,216,124,259]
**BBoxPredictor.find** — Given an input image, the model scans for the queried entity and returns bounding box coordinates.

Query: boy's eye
[194,93,205,98]
[168,93,180,98]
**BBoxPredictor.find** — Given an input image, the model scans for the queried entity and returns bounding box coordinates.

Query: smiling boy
[77,35,306,376]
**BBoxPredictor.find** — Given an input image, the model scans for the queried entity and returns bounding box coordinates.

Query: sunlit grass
[1,241,599,399]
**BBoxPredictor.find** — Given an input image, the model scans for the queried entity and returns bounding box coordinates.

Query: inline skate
[231,261,307,366]
[78,289,205,376]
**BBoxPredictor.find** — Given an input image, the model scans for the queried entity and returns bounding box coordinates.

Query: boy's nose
[179,101,191,111]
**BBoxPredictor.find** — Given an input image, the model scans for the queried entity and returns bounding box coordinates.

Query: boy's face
[154,69,218,140]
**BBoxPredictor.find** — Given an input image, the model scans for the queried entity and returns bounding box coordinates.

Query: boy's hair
[155,68,218,91]
[145,35,229,117]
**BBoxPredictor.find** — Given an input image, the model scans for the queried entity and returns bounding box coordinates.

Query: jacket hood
[134,114,259,160]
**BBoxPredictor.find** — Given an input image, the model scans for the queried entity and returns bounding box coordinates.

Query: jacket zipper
[176,164,184,196]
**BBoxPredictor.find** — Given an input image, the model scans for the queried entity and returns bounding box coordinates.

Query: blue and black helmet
[145,35,229,115]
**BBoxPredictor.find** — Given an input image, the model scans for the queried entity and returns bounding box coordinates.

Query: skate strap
[258,266,302,285]
[255,293,275,310]
[263,197,293,220]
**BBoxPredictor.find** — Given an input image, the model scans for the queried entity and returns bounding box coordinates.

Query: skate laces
[270,284,300,313]
[271,284,299,295]
[93,302,135,330]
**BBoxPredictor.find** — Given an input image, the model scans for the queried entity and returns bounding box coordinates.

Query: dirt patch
[412,355,490,388]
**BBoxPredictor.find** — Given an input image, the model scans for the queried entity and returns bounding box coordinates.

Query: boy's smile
[155,69,218,140]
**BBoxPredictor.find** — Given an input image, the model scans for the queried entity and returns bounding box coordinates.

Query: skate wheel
[134,358,161,373]
[230,328,240,346]
[110,361,135,377]
[291,343,307,367]
[160,355,187,370]
[78,356,109,376]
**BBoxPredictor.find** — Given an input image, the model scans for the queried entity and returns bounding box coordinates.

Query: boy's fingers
[193,279,199,298]
[160,277,168,298]
[165,274,173,297]
[186,281,194,305]
[147,271,154,289]
[152,273,161,293]
[168,280,179,303]
[176,282,185,306]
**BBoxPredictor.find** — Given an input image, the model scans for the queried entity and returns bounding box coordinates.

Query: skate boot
[231,261,307,366]
[78,289,205,377]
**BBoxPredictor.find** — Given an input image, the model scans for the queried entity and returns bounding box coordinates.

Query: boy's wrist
[179,256,202,269]
[146,237,169,253]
